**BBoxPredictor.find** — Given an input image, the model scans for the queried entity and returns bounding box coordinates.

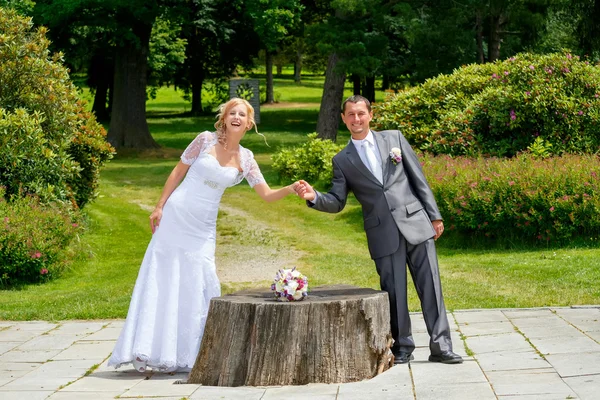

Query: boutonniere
[389,147,402,165]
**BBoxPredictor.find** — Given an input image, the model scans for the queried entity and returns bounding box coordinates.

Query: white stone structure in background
[229,79,260,124]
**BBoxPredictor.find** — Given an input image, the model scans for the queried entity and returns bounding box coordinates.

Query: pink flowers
[549,206,555,212]
[31,251,42,259]
[510,109,516,121]
[509,181,515,186]
[40,268,48,275]
[529,65,535,70]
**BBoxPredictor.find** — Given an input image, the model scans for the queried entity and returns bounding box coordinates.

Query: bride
[108,98,299,373]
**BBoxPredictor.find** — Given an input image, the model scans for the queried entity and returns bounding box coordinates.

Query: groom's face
[341,101,373,139]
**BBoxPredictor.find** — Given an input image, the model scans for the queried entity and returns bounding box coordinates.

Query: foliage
[424,152,600,245]
[0,0,34,14]
[272,133,344,189]
[373,52,600,157]
[147,16,187,95]
[0,8,113,208]
[0,187,82,287]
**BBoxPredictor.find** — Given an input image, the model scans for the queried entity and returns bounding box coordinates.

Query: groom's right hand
[297,180,316,202]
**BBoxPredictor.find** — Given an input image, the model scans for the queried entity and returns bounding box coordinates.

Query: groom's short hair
[342,95,372,113]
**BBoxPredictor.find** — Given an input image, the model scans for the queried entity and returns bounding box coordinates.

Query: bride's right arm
[149,161,190,233]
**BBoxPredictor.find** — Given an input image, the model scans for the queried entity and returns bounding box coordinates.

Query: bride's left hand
[149,207,163,234]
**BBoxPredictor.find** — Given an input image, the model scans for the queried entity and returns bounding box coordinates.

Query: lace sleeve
[180,131,215,165]
[241,148,266,188]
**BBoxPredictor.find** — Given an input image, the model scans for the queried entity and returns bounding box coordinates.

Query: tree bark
[488,13,506,62]
[188,285,393,387]
[294,49,302,83]
[352,74,361,95]
[363,76,375,103]
[475,10,485,64]
[89,53,113,122]
[190,67,205,115]
[91,78,110,122]
[265,50,275,103]
[316,53,346,141]
[107,23,159,149]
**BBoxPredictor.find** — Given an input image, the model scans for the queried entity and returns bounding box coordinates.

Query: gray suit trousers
[374,236,453,355]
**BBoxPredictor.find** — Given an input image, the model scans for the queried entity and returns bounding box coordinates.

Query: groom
[297,95,462,365]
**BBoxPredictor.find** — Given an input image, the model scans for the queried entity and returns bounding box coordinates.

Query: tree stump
[188,285,393,387]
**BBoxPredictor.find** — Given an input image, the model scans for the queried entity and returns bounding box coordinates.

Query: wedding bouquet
[271,267,308,302]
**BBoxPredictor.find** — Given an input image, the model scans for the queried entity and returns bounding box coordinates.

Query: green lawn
[1,76,599,320]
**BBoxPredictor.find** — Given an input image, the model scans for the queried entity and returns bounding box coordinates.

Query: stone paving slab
[17,334,81,351]
[0,307,598,399]
[545,351,600,377]
[473,350,549,371]
[532,334,600,354]
[486,368,578,397]
[189,386,267,400]
[563,374,600,399]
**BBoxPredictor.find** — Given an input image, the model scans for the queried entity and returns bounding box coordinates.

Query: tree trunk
[91,79,110,122]
[352,74,361,95]
[381,75,389,91]
[488,13,506,62]
[89,53,113,122]
[581,0,600,54]
[316,53,346,141]
[107,23,159,149]
[265,50,275,103]
[294,49,302,83]
[276,63,283,76]
[475,10,485,64]
[188,285,393,387]
[190,68,205,115]
[363,76,375,103]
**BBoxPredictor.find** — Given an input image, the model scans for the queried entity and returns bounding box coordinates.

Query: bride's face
[224,104,251,134]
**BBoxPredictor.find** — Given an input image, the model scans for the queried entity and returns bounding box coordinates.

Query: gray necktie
[362,140,383,183]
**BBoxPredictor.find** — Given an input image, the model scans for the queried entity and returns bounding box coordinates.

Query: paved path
[0,306,599,399]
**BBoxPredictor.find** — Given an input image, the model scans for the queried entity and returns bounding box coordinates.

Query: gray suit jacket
[310,130,442,259]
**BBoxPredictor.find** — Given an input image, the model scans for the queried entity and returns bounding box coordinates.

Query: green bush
[0,8,113,208]
[373,52,600,157]
[272,133,344,189]
[0,187,82,287]
[424,153,600,244]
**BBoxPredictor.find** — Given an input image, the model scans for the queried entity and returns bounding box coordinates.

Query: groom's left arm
[399,133,442,221]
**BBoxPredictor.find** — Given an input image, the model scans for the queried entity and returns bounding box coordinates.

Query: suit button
[390,208,396,212]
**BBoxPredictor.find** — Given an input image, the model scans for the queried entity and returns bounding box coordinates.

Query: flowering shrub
[372,52,600,157]
[423,153,600,244]
[0,188,82,287]
[272,133,344,190]
[0,8,113,208]
[271,268,308,302]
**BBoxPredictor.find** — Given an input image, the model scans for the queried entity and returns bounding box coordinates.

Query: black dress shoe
[428,350,463,364]
[394,351,414,364]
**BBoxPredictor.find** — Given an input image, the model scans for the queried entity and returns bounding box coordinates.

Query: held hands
[294,180,316,201]
[149,207,163,234]
[432,220,444,240]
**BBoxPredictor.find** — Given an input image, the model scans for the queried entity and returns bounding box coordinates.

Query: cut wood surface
[188,284,393,387]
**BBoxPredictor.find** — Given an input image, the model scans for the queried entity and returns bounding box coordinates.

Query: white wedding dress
[108,131,265,373]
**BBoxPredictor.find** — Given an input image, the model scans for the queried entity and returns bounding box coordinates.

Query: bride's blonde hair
[214,98,265,148]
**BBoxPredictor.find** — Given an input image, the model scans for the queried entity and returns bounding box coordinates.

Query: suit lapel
[344,141,381,186]
[373,130,390,182]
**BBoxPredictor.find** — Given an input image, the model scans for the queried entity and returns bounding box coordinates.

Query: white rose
[287,281,299,292]
[292,291,303,300]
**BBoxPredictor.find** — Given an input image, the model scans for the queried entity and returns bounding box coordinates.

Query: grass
[1,73,599,320]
